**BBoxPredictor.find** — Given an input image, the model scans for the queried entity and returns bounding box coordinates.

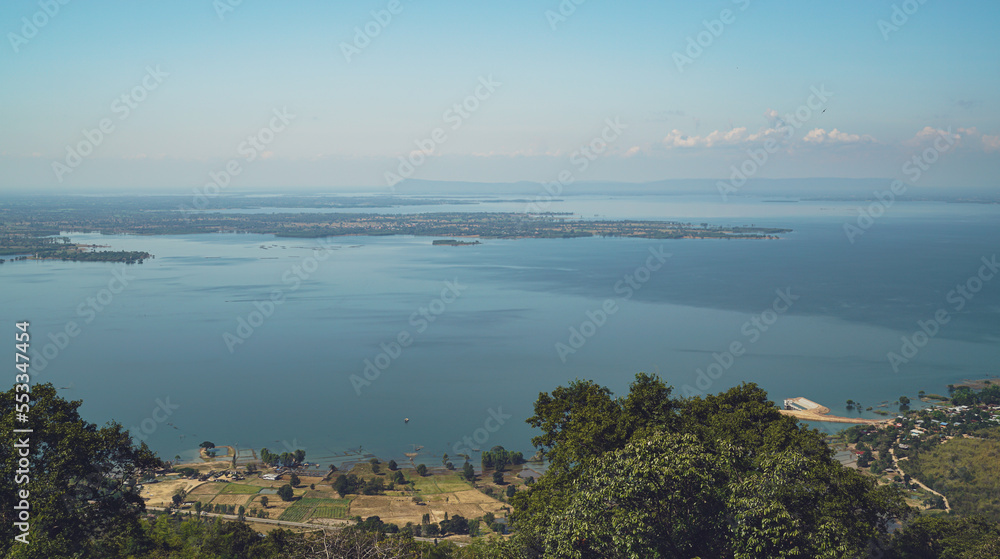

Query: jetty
[780,397,889,425]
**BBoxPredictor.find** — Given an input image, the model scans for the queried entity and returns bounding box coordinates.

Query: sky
[1,0,998,192]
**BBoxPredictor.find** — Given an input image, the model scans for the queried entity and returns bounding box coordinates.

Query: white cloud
[661,125,787,149]
[802,128,875,144]
[953,126,1000,152]
[907,126,961,146]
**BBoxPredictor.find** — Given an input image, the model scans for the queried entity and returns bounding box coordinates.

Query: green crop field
[278,498,353,522]
[311,506,348,519]
[277,506,311,522]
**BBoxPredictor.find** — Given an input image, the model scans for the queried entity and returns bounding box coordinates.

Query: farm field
[141,460,512,530]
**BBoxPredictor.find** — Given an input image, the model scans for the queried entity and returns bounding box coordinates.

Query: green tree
[277,484,294,502]
[363,477,385,495]
[416,464,428,476]
[332,473,365,497]
[890,515,1000,558]
[0,383,163,558]
[492,471,504,485]
[289,473,300,487]
[509,375,909,557]
[260,495,269,508]
[200,441,215,450]
[462,462,475,482]
[543,433,730,557]
[387,459,397,471]
[858,449,873,468]
[440,514,470,535]
[526,378,625,478]
[512,374,678,544]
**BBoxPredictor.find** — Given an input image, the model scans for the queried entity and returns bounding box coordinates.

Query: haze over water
[6,196,999,465]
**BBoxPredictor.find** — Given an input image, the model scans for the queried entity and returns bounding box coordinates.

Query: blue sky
[1,0,998,191]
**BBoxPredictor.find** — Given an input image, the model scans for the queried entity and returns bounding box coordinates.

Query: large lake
[6,195,999,466]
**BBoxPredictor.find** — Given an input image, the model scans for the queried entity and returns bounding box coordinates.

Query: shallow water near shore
[5,196,999,465]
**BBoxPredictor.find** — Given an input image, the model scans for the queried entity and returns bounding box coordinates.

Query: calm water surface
[4,196,999,464]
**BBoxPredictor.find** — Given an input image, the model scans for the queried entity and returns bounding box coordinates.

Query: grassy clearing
[210,494,254,507]
[406,471,471,495]
[899,436,1000,520]
[220,483,262,495]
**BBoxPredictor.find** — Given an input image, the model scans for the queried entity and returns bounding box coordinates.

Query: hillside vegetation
[898,430,1000,520]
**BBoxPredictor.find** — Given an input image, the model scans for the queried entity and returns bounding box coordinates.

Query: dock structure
[784,397,823,412]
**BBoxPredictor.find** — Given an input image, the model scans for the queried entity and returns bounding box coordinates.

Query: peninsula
[0,196,792,263]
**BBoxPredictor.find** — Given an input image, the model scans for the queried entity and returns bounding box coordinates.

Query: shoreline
[780,397,891,425]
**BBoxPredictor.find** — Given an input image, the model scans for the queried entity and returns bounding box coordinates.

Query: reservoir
[5,196,999,466]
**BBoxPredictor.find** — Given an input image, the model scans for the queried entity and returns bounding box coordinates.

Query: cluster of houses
[851,401,1000,456]
[900,403,1000,439]
[844,401,1000,464]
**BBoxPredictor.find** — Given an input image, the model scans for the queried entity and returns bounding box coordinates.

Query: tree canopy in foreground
[1,383,163,558]
[507,374,911,558]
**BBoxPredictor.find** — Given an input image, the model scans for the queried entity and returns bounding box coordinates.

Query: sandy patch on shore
[780,408,889,425]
